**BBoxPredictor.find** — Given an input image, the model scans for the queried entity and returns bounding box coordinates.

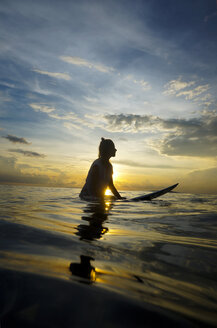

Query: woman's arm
[109,178,123,199]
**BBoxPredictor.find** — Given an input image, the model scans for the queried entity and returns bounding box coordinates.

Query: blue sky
[0,0,217,193]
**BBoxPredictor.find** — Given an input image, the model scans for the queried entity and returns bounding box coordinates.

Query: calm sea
[0,184,217,327]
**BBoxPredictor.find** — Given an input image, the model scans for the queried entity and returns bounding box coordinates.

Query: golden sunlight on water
[0,251,70,280]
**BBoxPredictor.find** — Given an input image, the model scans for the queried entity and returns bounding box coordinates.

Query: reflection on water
[0,185,217,327]
[76,200,111,241]
[69,255,96,283]
[70,201,111,285]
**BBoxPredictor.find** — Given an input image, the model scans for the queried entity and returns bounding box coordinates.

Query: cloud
[48,112,78,121]
[102,110,217,157]
[29,101,96,130]
[29,103,56,113]
[184,167,217,194]
[32,69,71,81]
[63,122,82,130]
[103,113,161,133]
[176,85,210,100]
[159,136,217,157]
[0,90,12,102]
[163,78,195,96]
[60,56,114,73]
[8,149,46,158]
[164,78,210,101]
[124,75,151,91]
[2,135,31,144]
[0,155,49,185]
[49,112,92,128]
[159,111,217,157]
[0,81,16,88]
[0,156,76,187]
[114,159,181,169]
[188,167,217,180]
[29,104,95,129]
[133,79,151,91]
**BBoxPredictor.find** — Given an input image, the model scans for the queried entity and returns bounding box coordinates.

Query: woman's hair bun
[101,137,105,141]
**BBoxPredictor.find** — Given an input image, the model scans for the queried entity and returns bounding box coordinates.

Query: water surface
[0,185,217,327]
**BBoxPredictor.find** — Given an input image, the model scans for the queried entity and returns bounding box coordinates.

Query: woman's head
[99,138,117,158]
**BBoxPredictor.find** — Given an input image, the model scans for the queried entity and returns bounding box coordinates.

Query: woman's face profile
[110,143,117,157]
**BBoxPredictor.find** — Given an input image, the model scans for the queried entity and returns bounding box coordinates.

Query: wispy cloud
[32,69,71,81]
[48,112,92,129]
[114,159,181,169]
[61,113,96,130]
[163,77,210,100]
[29,103,56,113]
[0,81,16,88]
[163,78,195,95]
[8,149,46,158]
[124,75,151,91]
[133,79,151,91]
[176,85,210,100]
[60,56,114,73]
[29,103,95,129]
[63,122,82,130]
[0,89,12,103]
[2,135,31,144]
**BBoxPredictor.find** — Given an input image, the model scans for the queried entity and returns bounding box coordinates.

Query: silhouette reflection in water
[70,200,112,284]
[76,200,112,241]
[69,255,96,284]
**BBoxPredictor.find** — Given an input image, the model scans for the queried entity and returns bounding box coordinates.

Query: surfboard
[129,183,179,201]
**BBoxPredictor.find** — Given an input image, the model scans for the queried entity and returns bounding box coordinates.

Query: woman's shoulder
[91,158,101,166]
[91,158,113,170]
[95,158,112,167]
[89,159,101,171]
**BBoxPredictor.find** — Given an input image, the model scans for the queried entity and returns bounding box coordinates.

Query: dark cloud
[8,149,46,158]
[160,111,217,157]
[103,111,217,157]
[104,114,161,133]
[2,134,31,144]
[160,135,217,157]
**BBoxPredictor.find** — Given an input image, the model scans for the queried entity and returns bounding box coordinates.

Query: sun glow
[112,167,119,182]
[105,188,112,196]
[104,166,120,196]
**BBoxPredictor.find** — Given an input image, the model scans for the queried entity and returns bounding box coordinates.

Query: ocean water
[0,184,217,327]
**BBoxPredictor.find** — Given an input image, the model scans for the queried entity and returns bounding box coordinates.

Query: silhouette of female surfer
[80,138,124,200]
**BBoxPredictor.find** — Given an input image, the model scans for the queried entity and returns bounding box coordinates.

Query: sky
[0,0,217,194]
